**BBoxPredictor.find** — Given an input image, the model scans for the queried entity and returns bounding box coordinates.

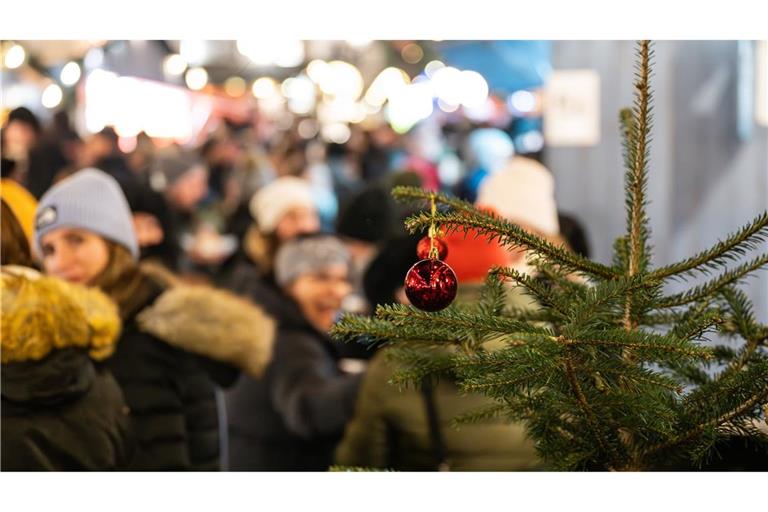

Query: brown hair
[1,199,34,267]
[244,224,280,276]
[89,241,156,320]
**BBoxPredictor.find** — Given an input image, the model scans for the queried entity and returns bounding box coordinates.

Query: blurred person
[35,168,276,470]
[360,124,399,183]
[79,127,133,182]
[362,233,421,313]
[126,131,157,176]
[2,107,74,199]
[148,148,237,273]
[335,184,397,315]
[1,177,38,264]
[305,139,338,232]
[326,140,363,208]
[400,121,443,191]
[201,135,242,202]
[335,229,542,471]
[119,175,181,272]
[226,234,363,470]
[475,155,562,275]
[220,176,320,314]
[1,107,41,182]
[456,127,515,203]
[1,199,134,470]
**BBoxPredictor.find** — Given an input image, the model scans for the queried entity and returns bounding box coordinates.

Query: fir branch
[387,348,457,388]
[375,303,551,341]
[394,186,619,279]
[332,314,451,346]
[669,309,724,341]
[563,351,620,467]
[656,254,768,308]
[625,40,654,278]
[644,385,768,459]
[649,211,768,280]
[561,329,714,362]
[490,266,570,317]
[718,286,761,341]
[449,402,509,427]
[566,276,651,329]
[477,273,508,317]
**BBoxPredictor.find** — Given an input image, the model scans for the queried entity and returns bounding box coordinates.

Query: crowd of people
[1,105,590,471]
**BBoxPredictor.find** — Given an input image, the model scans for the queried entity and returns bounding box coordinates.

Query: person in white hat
[476,156,564,276]
[222,176,321,314]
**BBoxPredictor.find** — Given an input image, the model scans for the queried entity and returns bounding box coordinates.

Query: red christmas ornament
[404,259,458,312]
[416,235,448,260]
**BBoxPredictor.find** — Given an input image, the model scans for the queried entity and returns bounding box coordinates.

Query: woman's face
[274,205,320,242]
[40,227,110,285]
[287,263,352,333]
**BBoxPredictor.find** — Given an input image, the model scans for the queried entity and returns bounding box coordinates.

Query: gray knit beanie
[35,168,139,259]
[274,235,351,288]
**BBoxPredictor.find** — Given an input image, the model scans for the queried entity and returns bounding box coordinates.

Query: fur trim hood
[135,262,276,378]
[1,265,120,364]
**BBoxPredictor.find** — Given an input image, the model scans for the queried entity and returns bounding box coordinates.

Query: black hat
[336,185,394,243]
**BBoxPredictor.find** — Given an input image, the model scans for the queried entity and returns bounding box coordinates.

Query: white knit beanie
[249,176,315,233]
[35,168,139,259]
[476,156,560,236]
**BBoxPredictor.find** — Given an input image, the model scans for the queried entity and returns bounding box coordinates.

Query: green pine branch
[625,40,654,278]
[393,186,619,280]
[656,253,768,308]
[649,211,768,281]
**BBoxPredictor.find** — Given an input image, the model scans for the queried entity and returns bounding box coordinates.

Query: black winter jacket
[2,350,134,471]
[226,293,362,471]
[104,267,275,470]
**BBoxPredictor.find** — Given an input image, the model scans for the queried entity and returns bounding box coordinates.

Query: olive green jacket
[334,284,543,471]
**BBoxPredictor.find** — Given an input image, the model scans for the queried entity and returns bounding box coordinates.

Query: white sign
[543,69,601,147]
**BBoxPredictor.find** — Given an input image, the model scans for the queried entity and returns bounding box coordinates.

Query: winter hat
[274,234,351,288]
[443,224,511,283]
[1,179,38,246]
[35,168,139,259]
[148,148,206,192]
[466,128,514,172]
[336,185,394,243]
[250,176,315,234]
[476,156,559,236]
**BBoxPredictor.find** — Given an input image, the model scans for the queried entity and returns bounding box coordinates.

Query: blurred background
[2,39,767,319]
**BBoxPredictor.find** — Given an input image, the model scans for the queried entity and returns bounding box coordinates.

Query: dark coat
[1,266,133,471]
[226,293,362,471]
[104,266,275,471]
[2,350,134,471]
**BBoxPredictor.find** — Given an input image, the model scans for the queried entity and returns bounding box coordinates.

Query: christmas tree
[332,41,768,471]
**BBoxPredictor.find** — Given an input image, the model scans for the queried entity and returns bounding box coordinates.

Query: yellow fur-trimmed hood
[135,263,276,378]
[1,265,121,364]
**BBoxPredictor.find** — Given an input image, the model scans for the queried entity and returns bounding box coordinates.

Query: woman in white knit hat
[35,168,276,470]
[221,175,321,315]
[475,156,566,275]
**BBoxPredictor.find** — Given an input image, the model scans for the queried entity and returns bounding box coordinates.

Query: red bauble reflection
[404,259,458,312]
[416,236,448,260]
